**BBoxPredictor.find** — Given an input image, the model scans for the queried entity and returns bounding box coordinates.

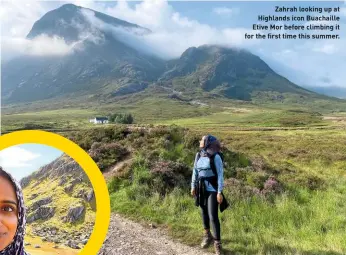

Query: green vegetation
[21,154,96,246]
[4,92,345,134]
[2,75,346,254]
[3,6,346,254]
[23,178,95,233]
[68,125,346,254]
[159,108,327,128]
[108,113,134,124]
[1,108,98,132]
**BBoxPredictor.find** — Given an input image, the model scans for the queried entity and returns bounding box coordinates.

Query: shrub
[246,171,270,189]
[150,160,191,195]
[261,176,283,195]
[89,142,129,172]
[109,113,134,124]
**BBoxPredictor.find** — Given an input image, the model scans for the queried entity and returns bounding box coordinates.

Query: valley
[1,2,346,254]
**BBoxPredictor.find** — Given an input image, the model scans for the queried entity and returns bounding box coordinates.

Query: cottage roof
[95,117,108,121]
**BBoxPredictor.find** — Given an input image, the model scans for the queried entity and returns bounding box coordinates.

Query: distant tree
[109,113,134,124]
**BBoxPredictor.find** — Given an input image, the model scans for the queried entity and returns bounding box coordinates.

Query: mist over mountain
[2,4,165,103]
[303,86,346,99]
[26,3,150,42]
[1,3,333,105]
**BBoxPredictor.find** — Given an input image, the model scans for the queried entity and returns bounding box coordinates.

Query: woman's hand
[191,188,196,196]
[217,193,223,204]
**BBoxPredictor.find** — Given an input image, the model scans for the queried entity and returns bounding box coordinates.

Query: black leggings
[200,191,220,241]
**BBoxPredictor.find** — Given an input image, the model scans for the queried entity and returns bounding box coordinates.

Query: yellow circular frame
[0,130,110,255]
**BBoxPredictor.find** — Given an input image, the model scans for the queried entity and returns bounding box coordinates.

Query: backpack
[196,151,224,191]
[196,151,229,212]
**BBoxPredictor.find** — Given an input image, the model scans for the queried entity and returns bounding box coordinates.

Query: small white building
[89,117,109,124]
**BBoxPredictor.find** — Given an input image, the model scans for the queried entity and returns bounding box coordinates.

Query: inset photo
[0,144,96,255]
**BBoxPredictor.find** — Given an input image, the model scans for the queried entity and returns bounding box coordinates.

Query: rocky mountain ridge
[21,154,95,250]
[1,3,330,106]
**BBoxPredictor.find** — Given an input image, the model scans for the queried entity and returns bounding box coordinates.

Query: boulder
[29,193,39,200]
[86,190,94,202]
[64,184,74,193]
[59,176,67,186]
[66,240,81,249]
[29,197,53,212]
[27,206,55,223]
[73,189,94,202]
[63,205,85,223]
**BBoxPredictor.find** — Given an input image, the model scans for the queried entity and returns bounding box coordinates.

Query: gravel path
[98,214,214,255]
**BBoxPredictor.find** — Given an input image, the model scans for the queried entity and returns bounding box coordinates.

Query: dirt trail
[98,214,214,255]
[103,157,134,181]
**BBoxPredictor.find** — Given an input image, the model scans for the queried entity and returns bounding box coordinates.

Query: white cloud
[312,43,338,54]
[0,1,47,38]
[76,1,258,59]
[1,35,82,61]
[341,7,346,16]
[0,147,41,168]
[268,38,346,88]
[0,1,80,61]
[101,0,175,32]
[213,7,239,17]
[1,0,345,88]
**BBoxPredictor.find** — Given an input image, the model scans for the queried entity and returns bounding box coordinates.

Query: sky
[0,144,63,181]
[0,0,345,88]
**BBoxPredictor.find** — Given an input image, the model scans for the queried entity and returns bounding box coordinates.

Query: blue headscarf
[203,135,217,149]
[0,168,27,255]
[200,135,218,156]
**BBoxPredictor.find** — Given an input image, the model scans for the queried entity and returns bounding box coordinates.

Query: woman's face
[0,176,18,251]
[199,136,206,149]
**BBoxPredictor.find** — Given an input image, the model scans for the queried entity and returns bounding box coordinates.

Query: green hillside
[63,125,346,254]
[21,154,96,250]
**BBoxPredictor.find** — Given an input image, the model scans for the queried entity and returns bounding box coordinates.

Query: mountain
[2,3,164,104]
[1,3,336,106]
[21,153,95,250]
[26,3,150,43]
[158,45,317,101]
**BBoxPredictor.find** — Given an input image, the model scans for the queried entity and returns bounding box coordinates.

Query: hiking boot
[214,240,223,255]
[200,231,213,248]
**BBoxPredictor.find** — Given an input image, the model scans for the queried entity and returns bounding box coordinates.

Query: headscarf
[0,168,27,255]
[200,135,220,157]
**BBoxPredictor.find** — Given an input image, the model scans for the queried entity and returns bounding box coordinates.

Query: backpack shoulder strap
[210,152,224,178]
[208,153,219,191]
[196,151,201,161]
[209,153,218,178]
[218,152,224,162]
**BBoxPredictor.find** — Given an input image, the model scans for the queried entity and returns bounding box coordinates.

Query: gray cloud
[1,0,345,88]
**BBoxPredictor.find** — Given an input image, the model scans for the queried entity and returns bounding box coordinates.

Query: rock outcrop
[27,206,55,223]
[63,205,85,223]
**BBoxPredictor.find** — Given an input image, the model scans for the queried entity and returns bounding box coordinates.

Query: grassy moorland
[1,96,221,132]
[2,89,346,133]
[2,93,346,254]
[64,120,346,255]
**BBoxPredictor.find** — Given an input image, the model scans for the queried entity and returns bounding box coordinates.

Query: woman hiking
[0,167,28,255]
[191,135,224,255]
